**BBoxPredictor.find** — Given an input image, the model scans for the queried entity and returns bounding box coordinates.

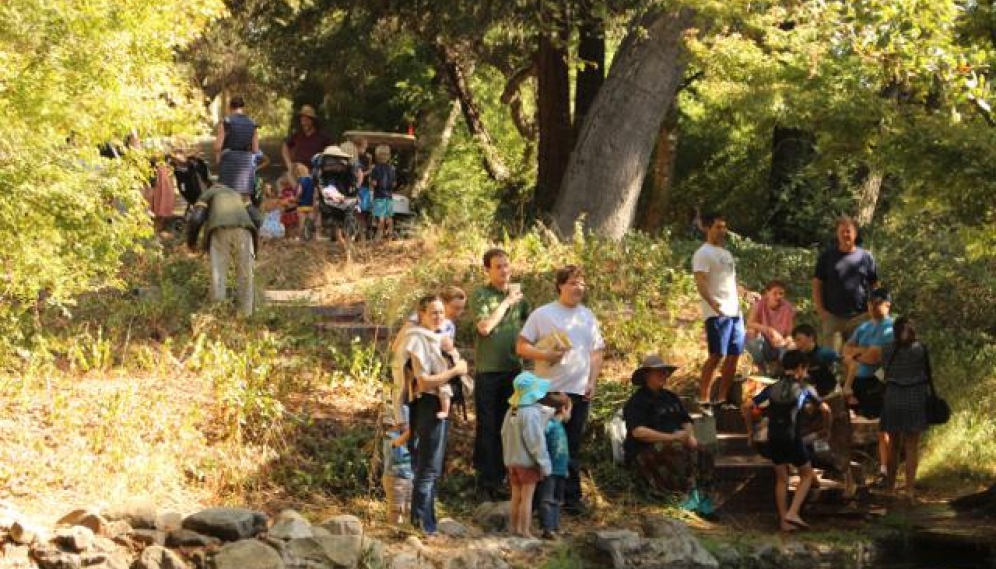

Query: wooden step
[316,322,395,342]
[265,289,326,304]
[715,433,753,456]
[311,302,366,322]
[714,406,747,434]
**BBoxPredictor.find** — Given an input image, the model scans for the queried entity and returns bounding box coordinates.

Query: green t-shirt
[470,285,530,373]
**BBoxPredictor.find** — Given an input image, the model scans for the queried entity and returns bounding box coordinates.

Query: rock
[269,510,313,541]
[130,529,167,547]
[88,550,132,569]
[10,520,47,545]
[32,544,82,569]
[3,543,31,564]
[388,551,435,569]
[311,526,332,539]
[285,535,365,569]
[710,544,741,569]
[318,514,363,536]
[55,526,95,552]
[156,512,184,532]
[133,545,188,569]
[105,499,157,530]
[594,525,719,569]
[166,529,221,548]
[472,502,510,533]
[182,507,268,541]
[102,520,133,539]
[56,509,98,527]
[436,519,471,539]
[212,539,284,569]
[440,548,508,569]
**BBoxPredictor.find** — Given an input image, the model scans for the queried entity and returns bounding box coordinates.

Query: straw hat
[297,105,318,119]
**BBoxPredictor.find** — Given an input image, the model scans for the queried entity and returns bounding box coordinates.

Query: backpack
[766,378,803,444]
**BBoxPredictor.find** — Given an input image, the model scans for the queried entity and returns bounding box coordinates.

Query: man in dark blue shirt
[812,216,879,347]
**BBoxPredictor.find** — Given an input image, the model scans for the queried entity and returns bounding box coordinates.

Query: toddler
[538,392,571,540]
[501,372,552,538]
[382,408,413,524]
[278,173,300,239]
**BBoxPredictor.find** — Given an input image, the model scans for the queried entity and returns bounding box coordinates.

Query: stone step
[316,322,395,342]
[264,289,326,304]
[714,406,747,434]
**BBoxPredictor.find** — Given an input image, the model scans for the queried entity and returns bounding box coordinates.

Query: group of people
[213,100,400,245]
[385,250,604,538]
[381,212,939,538]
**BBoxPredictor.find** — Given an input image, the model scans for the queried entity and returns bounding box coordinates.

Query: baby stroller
[313,145,361,242]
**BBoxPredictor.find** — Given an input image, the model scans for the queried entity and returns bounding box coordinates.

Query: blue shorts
[705,316,745,356]
[373,198,394,219]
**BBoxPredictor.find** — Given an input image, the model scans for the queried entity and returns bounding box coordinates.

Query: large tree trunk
[535,8,573,213]
[414,101,461,198]
[574,0,605,130]
[435,43,511,182]
[854,168,883,227]
[552,8,695,239]
[634,113,678,232]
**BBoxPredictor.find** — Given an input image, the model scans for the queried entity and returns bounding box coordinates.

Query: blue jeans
[473,371,516,491]
[745,336,784,373]
[538,475,565,531]
[410,395,448,534]
[564,393,591,507]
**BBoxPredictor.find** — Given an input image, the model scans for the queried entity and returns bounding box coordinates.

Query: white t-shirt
[519,301,605,395]
[692,243,740,319]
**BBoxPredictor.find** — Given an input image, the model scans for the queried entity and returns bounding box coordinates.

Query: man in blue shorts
[692,213,747,408]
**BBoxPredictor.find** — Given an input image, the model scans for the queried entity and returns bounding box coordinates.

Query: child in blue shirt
[382,408,413,524]
[370,145,396,240]
[538,393,571,540]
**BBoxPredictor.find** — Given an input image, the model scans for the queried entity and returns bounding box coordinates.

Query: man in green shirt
[187,183,259,316]
[469,248,530,499]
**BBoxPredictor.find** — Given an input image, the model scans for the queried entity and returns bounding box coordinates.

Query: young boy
[381,408,413,524]
[791,324,841,397]
[742,350,830,532]
[538,392,571,540]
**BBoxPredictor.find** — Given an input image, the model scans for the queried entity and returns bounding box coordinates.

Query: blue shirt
[851,317,894,377]
[545,418,569,477]
[383,431,413,479]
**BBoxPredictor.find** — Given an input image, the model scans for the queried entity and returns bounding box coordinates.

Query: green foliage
[0,0,225,348]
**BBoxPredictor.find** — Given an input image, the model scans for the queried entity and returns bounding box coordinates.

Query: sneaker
[680,489,701,512]
[541,530,558,540]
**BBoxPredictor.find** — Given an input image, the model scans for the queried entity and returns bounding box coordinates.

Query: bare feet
[784,516,810,530]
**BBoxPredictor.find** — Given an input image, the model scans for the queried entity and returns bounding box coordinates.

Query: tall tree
[553,7,695,238]
[535,1,573,211]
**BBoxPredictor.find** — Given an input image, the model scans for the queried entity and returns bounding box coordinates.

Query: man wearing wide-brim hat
[281,103,333,173]
[622,355,716,515]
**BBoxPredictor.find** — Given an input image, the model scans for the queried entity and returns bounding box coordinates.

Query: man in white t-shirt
[692,213,746,408]
[517,265,604,514]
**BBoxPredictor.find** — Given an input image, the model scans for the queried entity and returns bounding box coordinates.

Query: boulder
[166,529,221,548]
[594,525,719,569]
[182,507,267,541]
[102,520,133,540]
[105,499,157,530]
[10,520,47,545]
[472,502,510,533]
[155,512,184,532]
[54,526,95,552]
[436,519,471,539]
[440,548,508,569]
[133,545,188,569]
[212,539,284,569]
[56,509,99,528]
[129,529,167,547]
[31,545,82,569]
[318,515,363,536]
[3,543,30,565]
[269,510,313,541]
[285,535,365,569]
[388,551,435,569]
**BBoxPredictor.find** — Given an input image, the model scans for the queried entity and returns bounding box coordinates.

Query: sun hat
[509,371,551,407]
[322,145,352,159]
[631,354,679,386]
[297,104,319,119]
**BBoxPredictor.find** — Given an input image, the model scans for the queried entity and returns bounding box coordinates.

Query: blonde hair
[439,286,467,303]
[375,144,391,163]
[340,141,357,160]
[293,162,310,178]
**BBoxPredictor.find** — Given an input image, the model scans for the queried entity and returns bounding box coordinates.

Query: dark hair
[836,215,857,230]
[764,279,787,292]
[229,96,246,109]
[893,316,917,349]
[439,286,466,303]
[555,265,584,294]
[781,349,807,371]
[538,391,570,411]
[482,248,508,269]
[700,212,725,229]
[416,294,442,314]
[791,324,817,339]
